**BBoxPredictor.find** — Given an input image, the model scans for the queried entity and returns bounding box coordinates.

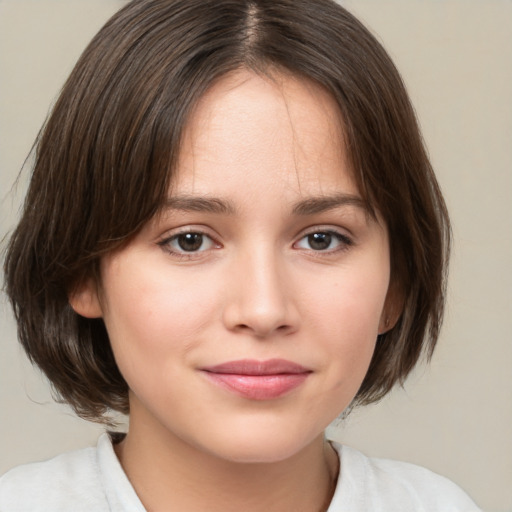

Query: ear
[378,280,404,335]
[68,278,103,319]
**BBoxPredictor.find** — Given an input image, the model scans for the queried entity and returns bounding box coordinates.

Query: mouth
[200,359,312,400]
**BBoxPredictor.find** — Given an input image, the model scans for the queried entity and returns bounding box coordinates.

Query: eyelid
[293,226,354,252]
[156,224,218,241]
[156,226,222,258]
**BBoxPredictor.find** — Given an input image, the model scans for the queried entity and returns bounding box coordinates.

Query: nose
[222,248,299,338]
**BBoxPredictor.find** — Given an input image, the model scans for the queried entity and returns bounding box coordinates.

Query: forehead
[171,69,357,200]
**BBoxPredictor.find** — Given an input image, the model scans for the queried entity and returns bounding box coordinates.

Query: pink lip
[200,359,311,400]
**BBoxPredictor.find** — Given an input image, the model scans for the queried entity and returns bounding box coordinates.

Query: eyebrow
[292,194,368,216]
[161,196,237,215]
[160,193,367,216]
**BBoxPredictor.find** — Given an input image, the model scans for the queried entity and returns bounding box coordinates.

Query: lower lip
[202,372,310,400]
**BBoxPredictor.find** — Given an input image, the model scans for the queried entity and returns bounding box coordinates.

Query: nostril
[222,286,299,337]
[232,322,292,337]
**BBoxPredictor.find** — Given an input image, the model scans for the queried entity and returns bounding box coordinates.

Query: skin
[72,69,396,512]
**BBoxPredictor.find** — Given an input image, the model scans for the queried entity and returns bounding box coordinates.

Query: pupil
[178,233,203,251]
[308,233,331,250]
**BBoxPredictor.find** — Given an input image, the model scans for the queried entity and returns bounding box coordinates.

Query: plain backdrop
[1,1,511,511]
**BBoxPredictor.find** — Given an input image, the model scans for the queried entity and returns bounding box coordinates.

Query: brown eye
[158,231,217,255]
[307,233,332,250]
[295,230,353,252]
[176,233,204,252]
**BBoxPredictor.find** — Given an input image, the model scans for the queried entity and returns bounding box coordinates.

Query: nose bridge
[224,240,297,337]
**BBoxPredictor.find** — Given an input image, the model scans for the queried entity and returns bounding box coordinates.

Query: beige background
[1,1,510,511]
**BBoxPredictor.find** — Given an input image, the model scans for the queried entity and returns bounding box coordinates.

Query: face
[73,69,393,463]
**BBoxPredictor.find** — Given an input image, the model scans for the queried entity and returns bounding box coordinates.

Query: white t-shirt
[0,433,481,511]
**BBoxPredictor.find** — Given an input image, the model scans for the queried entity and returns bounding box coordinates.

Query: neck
[115,409,339,512]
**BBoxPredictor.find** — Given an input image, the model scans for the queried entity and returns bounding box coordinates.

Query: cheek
[100,258,222,358]
[99,264,224,405]
[310,266,389,337]
[302,256,390,380]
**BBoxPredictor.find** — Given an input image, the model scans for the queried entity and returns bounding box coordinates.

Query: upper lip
[201,359,311,375]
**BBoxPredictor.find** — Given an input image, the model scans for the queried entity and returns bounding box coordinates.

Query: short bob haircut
[4,0,450,424]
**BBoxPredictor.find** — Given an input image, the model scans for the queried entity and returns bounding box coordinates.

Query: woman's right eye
[158,232,217,255]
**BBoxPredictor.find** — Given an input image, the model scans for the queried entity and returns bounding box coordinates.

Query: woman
[1,0,481,510]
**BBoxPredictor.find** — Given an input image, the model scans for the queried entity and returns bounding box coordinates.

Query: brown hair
[4,0,450,423]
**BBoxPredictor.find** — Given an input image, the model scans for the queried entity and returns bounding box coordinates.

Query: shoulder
[0,441,106,512]
[330,443,482,512]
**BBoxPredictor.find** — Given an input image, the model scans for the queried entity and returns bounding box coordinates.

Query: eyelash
[293,229,354,254]
[157,228,353,260]
[157,229,220,261]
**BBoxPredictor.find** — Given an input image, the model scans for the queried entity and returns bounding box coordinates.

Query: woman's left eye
[294,231,352,252]
[159,232,217,254]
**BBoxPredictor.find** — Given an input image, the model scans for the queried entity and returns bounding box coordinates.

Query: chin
[197,424,324,464]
